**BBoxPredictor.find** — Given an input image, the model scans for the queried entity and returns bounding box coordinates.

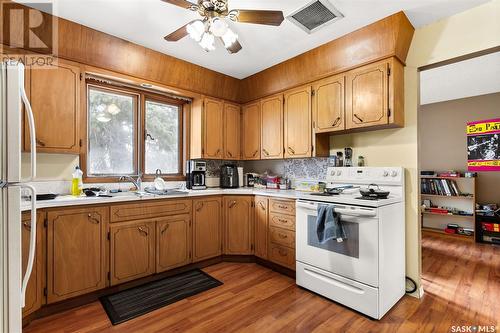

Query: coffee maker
[220,164,239,188]
[186,160,207,190]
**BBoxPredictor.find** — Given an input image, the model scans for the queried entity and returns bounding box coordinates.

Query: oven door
[296,200,379,287]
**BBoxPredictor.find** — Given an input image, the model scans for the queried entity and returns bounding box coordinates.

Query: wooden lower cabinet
[224,196,254,255]
[47,207,108,303]
[193,197,222,262]
[254,196,268,259]
[21,212,44,317]
[267,199,296,271]
[110,220,155,286]
[156,214,192,273]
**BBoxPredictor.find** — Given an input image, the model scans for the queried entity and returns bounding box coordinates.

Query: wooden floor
[24,232,499,333]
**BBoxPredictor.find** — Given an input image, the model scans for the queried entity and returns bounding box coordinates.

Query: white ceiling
[420,51,500,105]
[17,0,491,79]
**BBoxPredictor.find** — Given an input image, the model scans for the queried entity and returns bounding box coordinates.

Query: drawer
[269,212,295,231]
[269,199,296,215]
[269,226,295,249]
[269,243,295,270]
[110,199,192,223]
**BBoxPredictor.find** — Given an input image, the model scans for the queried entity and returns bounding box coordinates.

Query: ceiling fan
[162,0,285,54]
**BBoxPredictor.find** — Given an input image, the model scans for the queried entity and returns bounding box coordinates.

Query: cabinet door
[203,97,224,159]
[156,214,192,273]
[24,58,81,153]
[224,196,253,255]
[193,197,222,262]
[223,102,241,160]
[21,212,44,317]
[241,101,261,160]
[346,60,389,129]
[110,220,155,286]
[254,196,268,260]
[313,74,345,133]
[47,207,108,303]
[284,86,312,158]
[261,94,283,159]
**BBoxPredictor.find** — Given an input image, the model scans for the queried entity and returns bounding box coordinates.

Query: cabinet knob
[278,233,287,239]
[22,221,31,230]
[138,227,148,236]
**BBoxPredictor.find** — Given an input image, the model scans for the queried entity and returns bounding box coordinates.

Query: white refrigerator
[1,62,38,332]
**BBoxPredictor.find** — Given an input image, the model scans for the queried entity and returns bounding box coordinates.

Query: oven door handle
[297,201,377,217]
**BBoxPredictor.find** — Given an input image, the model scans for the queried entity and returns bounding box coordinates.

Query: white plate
[154,177,166,191]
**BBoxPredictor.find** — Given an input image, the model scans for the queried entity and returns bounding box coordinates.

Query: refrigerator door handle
[20,184,36,308]
[19,64,36,180]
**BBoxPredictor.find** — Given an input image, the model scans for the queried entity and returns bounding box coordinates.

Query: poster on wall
[467,118,500,171]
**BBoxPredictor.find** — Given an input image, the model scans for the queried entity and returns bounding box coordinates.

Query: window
[85,83,184,180]
[144,99,181,175]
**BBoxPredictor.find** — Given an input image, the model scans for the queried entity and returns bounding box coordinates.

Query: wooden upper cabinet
[224,196,254,255]
[46,207,108,303]
[254,196,268,260]
[284,86,312,158]
[21,212,44,317]
[24,58,81,153]
[156,214,192,273]
[223,102,241,160]
[203,97,224,159]
[193,197,222,262]
[346,60,390,129]
[261,94,283,159]
[313,74,345,133]
[241,101,261,160]
[110,220,155,286]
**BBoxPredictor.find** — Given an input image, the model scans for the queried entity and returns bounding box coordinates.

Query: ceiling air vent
[287,0,344,34]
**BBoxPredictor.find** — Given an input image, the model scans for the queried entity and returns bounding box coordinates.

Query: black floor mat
[100,269,223,325]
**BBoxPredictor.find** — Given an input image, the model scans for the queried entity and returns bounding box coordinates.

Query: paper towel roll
[237,167,243,187]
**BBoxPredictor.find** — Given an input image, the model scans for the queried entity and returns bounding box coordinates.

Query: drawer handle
[354,114,364,123]
[332,117,341,127]
[161,224,169,234]
[278,249,287,256]
[138,227,148,236]
[229,200,237,208]
[277,205,288,209]
[287,147,295,155]
[259,202,266,210]
[277,218,288,223]
[87,214,100,224]
[252,150,258,157]
[196,202,204,212]
[278,233,287,239]
[23,221,31,231]
[262,149,270,156]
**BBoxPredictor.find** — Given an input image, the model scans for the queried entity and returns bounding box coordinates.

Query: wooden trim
[418,45,500,72]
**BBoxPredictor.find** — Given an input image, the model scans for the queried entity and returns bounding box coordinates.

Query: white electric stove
[295,167,405,319]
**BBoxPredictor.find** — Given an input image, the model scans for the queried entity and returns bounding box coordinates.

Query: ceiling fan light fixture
[210,17,228,37]
[221,28,238,48]
[199,32,215,51]
[186,20,205,42]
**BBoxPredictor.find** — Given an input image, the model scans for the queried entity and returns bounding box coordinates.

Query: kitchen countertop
[21,188,301,211]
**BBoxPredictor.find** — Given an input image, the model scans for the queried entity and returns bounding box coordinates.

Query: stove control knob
[336,170,342,176]
[391,170,398,177]
[383,170,389,177]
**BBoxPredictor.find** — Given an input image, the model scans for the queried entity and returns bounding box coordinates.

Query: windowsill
[83,175,186,183]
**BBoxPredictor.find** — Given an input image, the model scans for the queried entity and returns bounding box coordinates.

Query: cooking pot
[359,184,390,199]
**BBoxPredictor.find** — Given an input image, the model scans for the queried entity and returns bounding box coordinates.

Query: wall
[320,0,500,296]
[420,93,500,204]
[21,153,79,181]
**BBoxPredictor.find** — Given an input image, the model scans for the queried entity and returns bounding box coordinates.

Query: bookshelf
[420,175,477,240]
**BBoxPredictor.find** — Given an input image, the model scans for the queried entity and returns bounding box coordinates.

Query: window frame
[82,80,186,182]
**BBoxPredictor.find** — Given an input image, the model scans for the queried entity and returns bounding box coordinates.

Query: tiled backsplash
[205,160,243,177]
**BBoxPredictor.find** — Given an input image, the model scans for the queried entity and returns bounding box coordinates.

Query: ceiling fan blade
[223,39,242,54]
[164,21,195,41]
[161,0,196,10]
[234,10,285,26]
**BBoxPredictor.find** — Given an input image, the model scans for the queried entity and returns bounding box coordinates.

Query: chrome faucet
[119,174,142,191]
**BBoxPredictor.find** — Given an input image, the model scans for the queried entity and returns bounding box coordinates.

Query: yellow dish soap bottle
[71,166,83,196]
